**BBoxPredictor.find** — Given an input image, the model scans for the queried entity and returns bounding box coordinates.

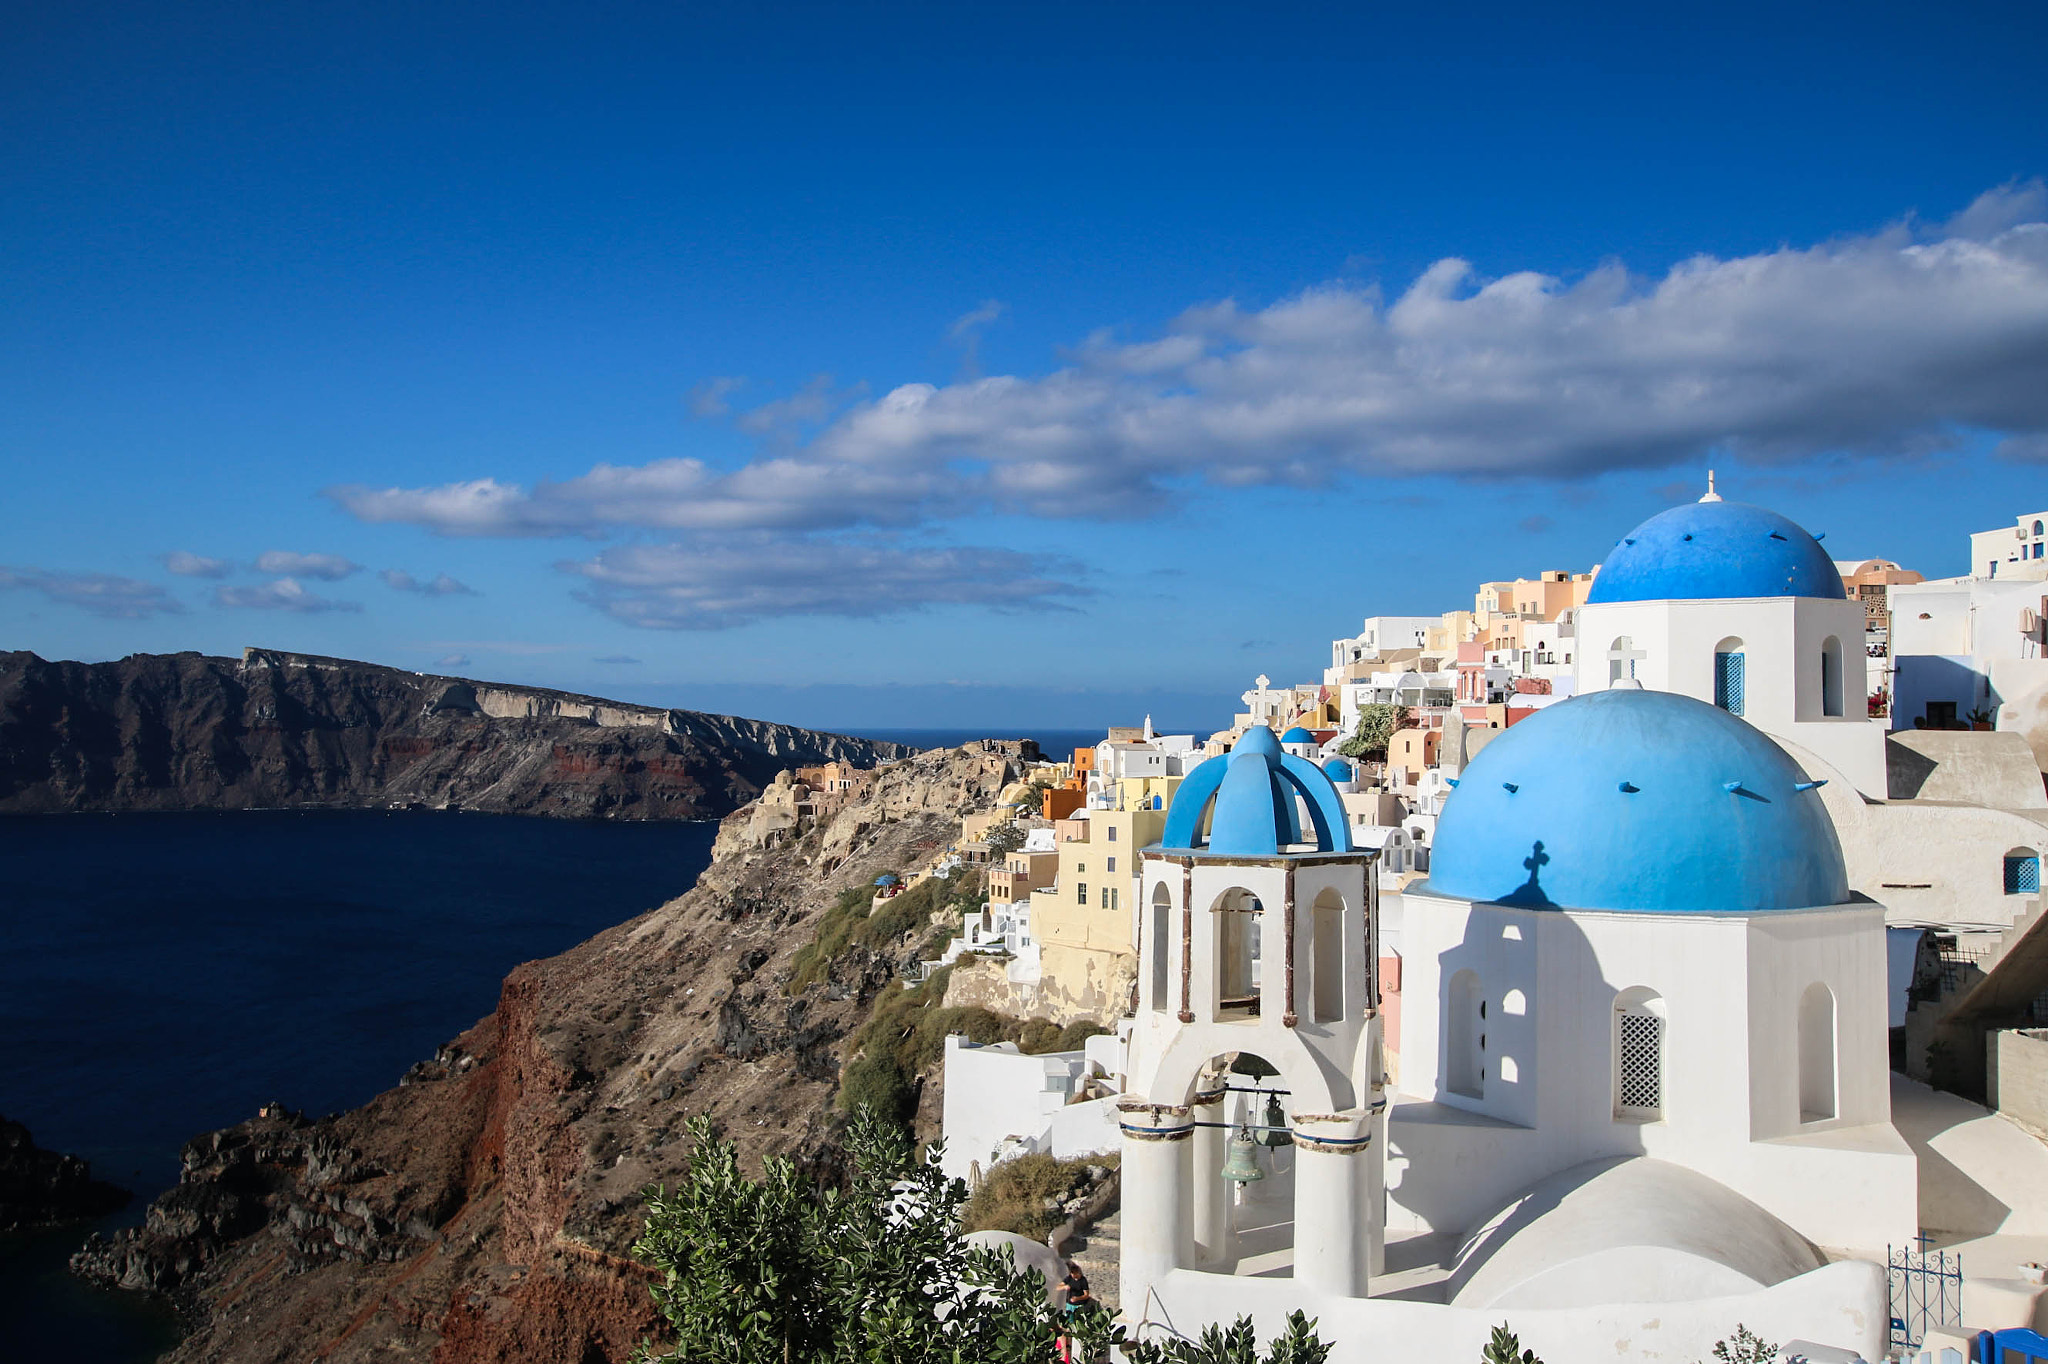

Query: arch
[1799,982,1837,1122]
[1150,882,1173,1012]
[2007,847,2042,896]
[1501,988,1528,1016]
[1447,969,1485,1099]
[1607,635,1640,685]
[1311,887,1345,1024]
[1820,635,1844,717]
[1713,637,1746,717]
[1613,987,1665,1120]
[1212,887,1263,1018]
[2036,520,2044,537]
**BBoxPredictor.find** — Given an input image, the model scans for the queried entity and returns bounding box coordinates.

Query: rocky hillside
[0,648,909,820]
[72,741,1028,1364]
[0,1115,131,1231]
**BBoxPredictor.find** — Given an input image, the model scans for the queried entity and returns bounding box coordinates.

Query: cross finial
[1700,469,1722,503]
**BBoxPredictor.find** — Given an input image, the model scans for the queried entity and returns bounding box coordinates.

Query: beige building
[1015,805,1169,1025]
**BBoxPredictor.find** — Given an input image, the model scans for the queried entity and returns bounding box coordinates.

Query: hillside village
[814,487,2048,1363]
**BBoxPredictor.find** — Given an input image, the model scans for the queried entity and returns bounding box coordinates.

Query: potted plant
[1968,707,1995,732]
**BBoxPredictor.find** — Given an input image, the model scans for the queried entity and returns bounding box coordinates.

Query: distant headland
[0,647,911,821]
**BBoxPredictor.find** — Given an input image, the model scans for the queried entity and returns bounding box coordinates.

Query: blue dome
[1586,500,1845,604]
[1161,725,1354,857]
[1427,690,1848,913]
[1280,726,1315,743]
[1322,758,1354,780]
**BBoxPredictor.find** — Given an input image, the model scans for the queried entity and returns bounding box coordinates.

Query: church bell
[1257,1094,1291,1148]
[1219,1125,1264,1184]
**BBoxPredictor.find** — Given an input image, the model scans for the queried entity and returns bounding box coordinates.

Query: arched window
[1613,988,1665,1120]
[1150,884,1173,1011]
[1447,969,1484,1099]
[1213,888,1262,1017]
[1607,635,1640,684]
[1312,888,1345,1024]
[1714,637,1746,716]
[1820,636,1844,717]
[1799,983,1837,1122]
[2008,848,2043,896]
[2035,520,2044,536]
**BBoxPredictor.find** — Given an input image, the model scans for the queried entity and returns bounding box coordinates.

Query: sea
[0,809,717,1363]
[0,723,1107,1361]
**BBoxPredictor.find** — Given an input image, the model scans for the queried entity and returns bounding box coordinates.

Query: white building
[939,1032,1124,1186]
[1114,697,1903,1364]
[1970,510,2048,582]
[1328,616,1438,684]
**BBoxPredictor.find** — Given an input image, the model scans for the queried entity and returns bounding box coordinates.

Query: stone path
[1067,1207,1121,1313]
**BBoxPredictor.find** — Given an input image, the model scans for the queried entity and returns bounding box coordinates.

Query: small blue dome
[1279,726,1315,744]
[1586,500,1845,604]
[1427,690,1847,913]
[1323,758,1354,781]
[1161,725,1354,857]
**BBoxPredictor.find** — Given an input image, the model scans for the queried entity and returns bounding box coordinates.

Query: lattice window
[1714,651,1746,716]
[1617,1011,1663,1114]
[2009,855,2041,896]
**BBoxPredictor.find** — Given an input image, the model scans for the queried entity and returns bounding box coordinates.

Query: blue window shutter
[1715,652,1746,717]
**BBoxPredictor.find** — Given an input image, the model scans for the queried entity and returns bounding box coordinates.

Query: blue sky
[4,1,2046,732]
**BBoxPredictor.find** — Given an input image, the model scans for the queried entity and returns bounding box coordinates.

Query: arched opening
[1607,635,1640,685]
[1613,988,1665,1121]
[1799,982,1837,1122]
[1312,888,1345,1024]
[1213,888,1263,1019]
[1713,637,1746,716]
[1820,635,1844,717]
[1447,969,1484,1099]
[2008,847,2043,897]
[1151,883,1173,1012]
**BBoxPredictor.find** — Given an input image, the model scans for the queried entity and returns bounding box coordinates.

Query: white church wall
[939,1036,1084,1184]
[1135,1259,1887,1364]
[1389,890,1913,1252]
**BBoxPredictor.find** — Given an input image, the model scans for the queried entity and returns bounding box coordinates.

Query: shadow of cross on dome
[1494,840,1557,909]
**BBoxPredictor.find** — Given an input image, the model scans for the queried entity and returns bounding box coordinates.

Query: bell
[1257,1094,1291,1148]
[1219,1128,1265,1184]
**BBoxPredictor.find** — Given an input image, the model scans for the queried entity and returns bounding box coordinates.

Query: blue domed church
[1119,693,1910,1363]
[1573,483,1887,798]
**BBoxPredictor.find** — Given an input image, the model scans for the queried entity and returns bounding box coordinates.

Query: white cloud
[0,566,185,619]
[561,537,1088,630]
[161,551,229,578]
[328,185,2048,543]
[380,569,478,596]
[254,550,360,580]
[434,654,472,668]
[215,578,362,613]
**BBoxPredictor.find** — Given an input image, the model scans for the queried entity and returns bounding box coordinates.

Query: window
[2036,520,2045,536]
[1714,638,1746,716]
[1447,970,1484,1099]
[1150,886,1172,1011]
[1821,636,1844,717]
[1108,826,1118,842]
[1614,988,1665,1120]
[1106,856,1116,873]
[1077,882,1088,904]
[2008,849,2042,896]
[1799,983,1837,1122]
[1215,888,1262,1015]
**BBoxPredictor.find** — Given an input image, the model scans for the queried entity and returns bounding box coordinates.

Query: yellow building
[1022,805,1169,1025]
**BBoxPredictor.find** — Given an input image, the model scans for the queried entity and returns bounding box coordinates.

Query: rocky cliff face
[0,648,909,820]
[71,741,1027,1364]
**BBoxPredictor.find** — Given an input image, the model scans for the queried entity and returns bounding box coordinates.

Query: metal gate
[1889,1242,1963,1350]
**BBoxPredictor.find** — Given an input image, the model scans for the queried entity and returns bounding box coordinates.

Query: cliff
[0,648,910,821]
[71,741,1029,1363]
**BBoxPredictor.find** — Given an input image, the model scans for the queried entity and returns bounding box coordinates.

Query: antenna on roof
[1699,469,1722,503]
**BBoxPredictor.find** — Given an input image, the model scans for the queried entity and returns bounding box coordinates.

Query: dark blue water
[0,810,716,1363]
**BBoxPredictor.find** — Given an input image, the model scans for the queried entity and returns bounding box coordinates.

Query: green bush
[959,1151,1108,1241]
[1335,702,1414,761]
[1016,1018,1064,1055]
[836,1053,914,1122]
[1053,1020,1109,1052]
[789,884,883,989]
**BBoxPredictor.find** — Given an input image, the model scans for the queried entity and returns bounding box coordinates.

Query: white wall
[1134,1259,1887,1364]
[1390,890,1914,1254]
[939,1036,1085,1184]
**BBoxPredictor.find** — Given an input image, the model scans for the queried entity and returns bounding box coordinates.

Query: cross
[1607,638,1646,679]
[1523,841,1550,881]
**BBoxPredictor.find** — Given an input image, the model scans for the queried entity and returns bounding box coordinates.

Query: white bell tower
[1120,724,1384,1311]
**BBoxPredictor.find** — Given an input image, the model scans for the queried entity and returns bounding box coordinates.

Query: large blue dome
[1427,690,1848,913]
[1586,500,1845,604]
